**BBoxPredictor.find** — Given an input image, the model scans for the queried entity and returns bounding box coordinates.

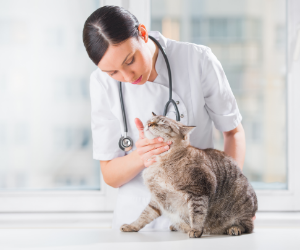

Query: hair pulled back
[83,5,140,65]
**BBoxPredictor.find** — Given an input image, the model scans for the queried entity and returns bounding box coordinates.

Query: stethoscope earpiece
[118,34,180,151]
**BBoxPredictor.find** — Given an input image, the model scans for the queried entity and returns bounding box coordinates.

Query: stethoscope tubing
[119,82,128,133]
[148,35,180,121]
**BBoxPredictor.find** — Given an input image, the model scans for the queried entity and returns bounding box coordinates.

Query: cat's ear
[180,126,196,140]
[152,112,157,116]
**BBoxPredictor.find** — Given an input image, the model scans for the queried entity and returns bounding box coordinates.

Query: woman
[83,5,252,231]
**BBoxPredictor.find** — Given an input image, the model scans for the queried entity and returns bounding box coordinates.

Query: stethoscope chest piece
[119,134,133,152]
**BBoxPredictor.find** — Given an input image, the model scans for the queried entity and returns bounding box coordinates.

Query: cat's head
[144,112,196,146]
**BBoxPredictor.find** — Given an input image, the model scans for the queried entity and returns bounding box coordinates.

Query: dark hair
[83,5,140,65]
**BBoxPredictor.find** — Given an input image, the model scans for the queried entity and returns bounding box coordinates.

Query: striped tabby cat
[120,112,258,238]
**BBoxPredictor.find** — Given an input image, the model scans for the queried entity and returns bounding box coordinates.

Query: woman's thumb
[134,118,145,139]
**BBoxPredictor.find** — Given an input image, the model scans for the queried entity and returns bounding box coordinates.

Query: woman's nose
[122,71,134,83]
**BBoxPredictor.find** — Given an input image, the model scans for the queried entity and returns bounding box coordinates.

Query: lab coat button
[176,101,180,105]
[180,114,184,118]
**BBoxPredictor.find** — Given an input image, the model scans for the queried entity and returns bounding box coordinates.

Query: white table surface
[1,227,300,250]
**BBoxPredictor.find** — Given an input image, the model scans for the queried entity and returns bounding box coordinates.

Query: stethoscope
[118,35,180,151]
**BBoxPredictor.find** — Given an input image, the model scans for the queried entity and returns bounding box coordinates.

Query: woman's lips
[131,75,142,84]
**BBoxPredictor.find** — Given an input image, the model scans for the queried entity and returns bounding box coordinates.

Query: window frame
[255,0,300,211]
[0,174,120,212]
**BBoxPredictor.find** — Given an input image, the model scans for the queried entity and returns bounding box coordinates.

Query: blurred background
[0,0,287,192]
[151,0,287,190]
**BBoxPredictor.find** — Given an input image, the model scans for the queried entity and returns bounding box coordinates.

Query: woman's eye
[110,57,135,76]
[127,56,135,65]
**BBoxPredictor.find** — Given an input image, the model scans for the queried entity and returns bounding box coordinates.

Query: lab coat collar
[148,31,168,51]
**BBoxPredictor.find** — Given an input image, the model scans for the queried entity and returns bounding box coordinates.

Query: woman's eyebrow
[102,52,132,72]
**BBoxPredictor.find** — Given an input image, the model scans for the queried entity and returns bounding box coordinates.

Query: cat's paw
[120,224,139,232]
[225,226,242,236]
[188,229,203,238]
[169,225,178,231]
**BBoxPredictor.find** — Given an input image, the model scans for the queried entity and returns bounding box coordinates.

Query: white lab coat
[89,31,242,231]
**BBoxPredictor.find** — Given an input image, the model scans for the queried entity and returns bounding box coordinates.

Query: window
[151,0,300,210]
[0,0,152,213]
[1,0,300,213]
[0,0,111,212]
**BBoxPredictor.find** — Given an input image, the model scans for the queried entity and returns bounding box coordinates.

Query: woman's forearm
[223,125,246,171]
[101,149,145,188]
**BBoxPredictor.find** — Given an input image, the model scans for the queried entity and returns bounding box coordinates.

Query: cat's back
[195,147,244,181]
[200,148,257,215]
[186,146,257,207]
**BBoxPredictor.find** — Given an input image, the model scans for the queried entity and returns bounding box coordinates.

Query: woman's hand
[134,118,172,168]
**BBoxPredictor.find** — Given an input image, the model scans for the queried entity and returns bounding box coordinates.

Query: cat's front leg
[187,195,209,238]
[120,200,161,232]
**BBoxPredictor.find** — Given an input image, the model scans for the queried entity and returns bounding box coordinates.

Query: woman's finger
[134,118,144,139]
[142,145,170,161]
[139,137,164,147]
[138,142,170,156]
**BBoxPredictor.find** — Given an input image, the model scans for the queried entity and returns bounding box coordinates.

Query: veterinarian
[83,6,253,231]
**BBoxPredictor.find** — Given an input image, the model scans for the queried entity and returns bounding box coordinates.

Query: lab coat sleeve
[201,47,242,132]
[89,73,126,161]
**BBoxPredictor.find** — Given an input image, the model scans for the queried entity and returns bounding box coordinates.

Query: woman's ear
[138,24,148,43]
